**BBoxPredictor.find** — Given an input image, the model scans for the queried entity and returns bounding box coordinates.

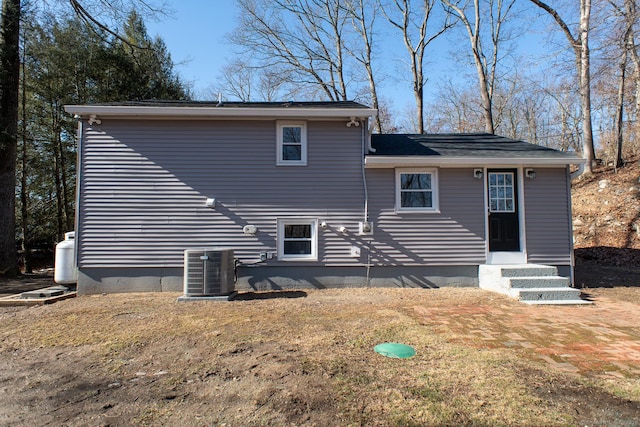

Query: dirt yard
[1,271,639,426]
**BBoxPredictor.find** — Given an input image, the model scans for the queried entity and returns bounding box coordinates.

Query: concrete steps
[479,264,591,305]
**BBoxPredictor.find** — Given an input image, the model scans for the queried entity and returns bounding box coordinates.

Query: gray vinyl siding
[78,119,367,268]
[366,168,486,265]
[524,167,572,265]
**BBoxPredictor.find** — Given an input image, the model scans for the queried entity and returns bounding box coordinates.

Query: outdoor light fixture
[346,117,360,127]
[525,168,536,179]
[243,225,258,234]
[473,169,483,179]
[88,115,101,125]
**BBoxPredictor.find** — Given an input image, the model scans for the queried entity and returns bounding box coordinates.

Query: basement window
[277,218,318,261]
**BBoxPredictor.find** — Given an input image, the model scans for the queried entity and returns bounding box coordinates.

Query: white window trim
[276,121,307,166]
[277,218,318,261]
[395,168,440,213]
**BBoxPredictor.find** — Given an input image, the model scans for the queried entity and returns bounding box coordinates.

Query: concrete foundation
[77,265,480,294]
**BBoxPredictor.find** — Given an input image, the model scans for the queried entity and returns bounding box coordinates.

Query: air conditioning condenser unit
[183,248,235,297]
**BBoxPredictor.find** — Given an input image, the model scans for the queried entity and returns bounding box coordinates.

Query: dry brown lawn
[1,286,639,426]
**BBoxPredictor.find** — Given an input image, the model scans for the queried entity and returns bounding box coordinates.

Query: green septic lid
[374,342,416,359]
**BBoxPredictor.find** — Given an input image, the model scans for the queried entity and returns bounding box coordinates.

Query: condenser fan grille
[183,249,235,296]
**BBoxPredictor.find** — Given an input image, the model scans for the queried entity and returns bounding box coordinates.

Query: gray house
[65,101,584,296]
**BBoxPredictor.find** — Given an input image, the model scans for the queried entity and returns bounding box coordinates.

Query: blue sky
[146,0,238,99]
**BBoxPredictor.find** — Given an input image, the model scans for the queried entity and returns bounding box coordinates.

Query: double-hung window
[277,121,307,165]
[396,169,439,212]
[277,218,318,261]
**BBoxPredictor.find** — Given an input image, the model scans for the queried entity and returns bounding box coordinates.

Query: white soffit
[64,105,377,120]
[364,156,586,167]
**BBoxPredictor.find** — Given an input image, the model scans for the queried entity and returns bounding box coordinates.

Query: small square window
[277,218,317,260]
[277,121,307,166]
[396,169,439,212]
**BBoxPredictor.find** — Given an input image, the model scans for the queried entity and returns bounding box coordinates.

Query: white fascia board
[365,156,586,168]
[64,105,377,120]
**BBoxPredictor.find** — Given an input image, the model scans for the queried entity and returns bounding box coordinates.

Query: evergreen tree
[14,13,190,271]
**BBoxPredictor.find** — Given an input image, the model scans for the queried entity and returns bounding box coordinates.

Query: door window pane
[488,172,516,213]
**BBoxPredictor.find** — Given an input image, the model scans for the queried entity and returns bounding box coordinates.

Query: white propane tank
[54,232,76,284]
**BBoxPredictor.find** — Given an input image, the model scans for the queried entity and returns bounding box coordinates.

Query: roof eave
[64,105,377,119]
[364,156,586,168]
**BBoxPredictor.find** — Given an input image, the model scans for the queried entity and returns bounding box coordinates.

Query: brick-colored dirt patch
[413,295,640,379]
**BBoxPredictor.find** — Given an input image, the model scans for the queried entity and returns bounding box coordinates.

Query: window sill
[395,208,441,214]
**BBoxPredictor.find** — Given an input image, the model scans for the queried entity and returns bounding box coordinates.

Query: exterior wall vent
[183,249,235,296]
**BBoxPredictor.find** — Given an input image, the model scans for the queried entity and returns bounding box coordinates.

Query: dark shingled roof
[80,100,371,109]
[371,133,577,159]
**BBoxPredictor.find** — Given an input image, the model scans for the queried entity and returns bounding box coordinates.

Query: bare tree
[232,0,353,101]
[345,0,383,131]
[626,0,640,117]
[618,0,640,157]
[428,80,485,132]
[382,0,452,134]
[209,59,290,102]
[212,59,257,102]
[529,0,596,175]
[442,0,516,134]
[614,4,634,167]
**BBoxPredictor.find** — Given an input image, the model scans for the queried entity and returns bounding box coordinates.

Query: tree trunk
[615,20,633,169]
[53,123,64,242]
[0,0,21,277]
[475,57,494,134]
[579,0,594,174]
[20,39,31,273]
[57,108,73,232]
[442,0,496,134]
[615,47,627,169]
[413,55,424,134]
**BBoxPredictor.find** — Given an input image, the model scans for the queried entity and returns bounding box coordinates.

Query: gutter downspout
[570,162,585,180]
[73,117,83,282]
[367,120,376,153]
[566,165,576,286]
[361,119,372,286]
[361,120,369,223]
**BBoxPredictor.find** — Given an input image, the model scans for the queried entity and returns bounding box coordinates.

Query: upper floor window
[277,121,307,166]
[396,169,439,212]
